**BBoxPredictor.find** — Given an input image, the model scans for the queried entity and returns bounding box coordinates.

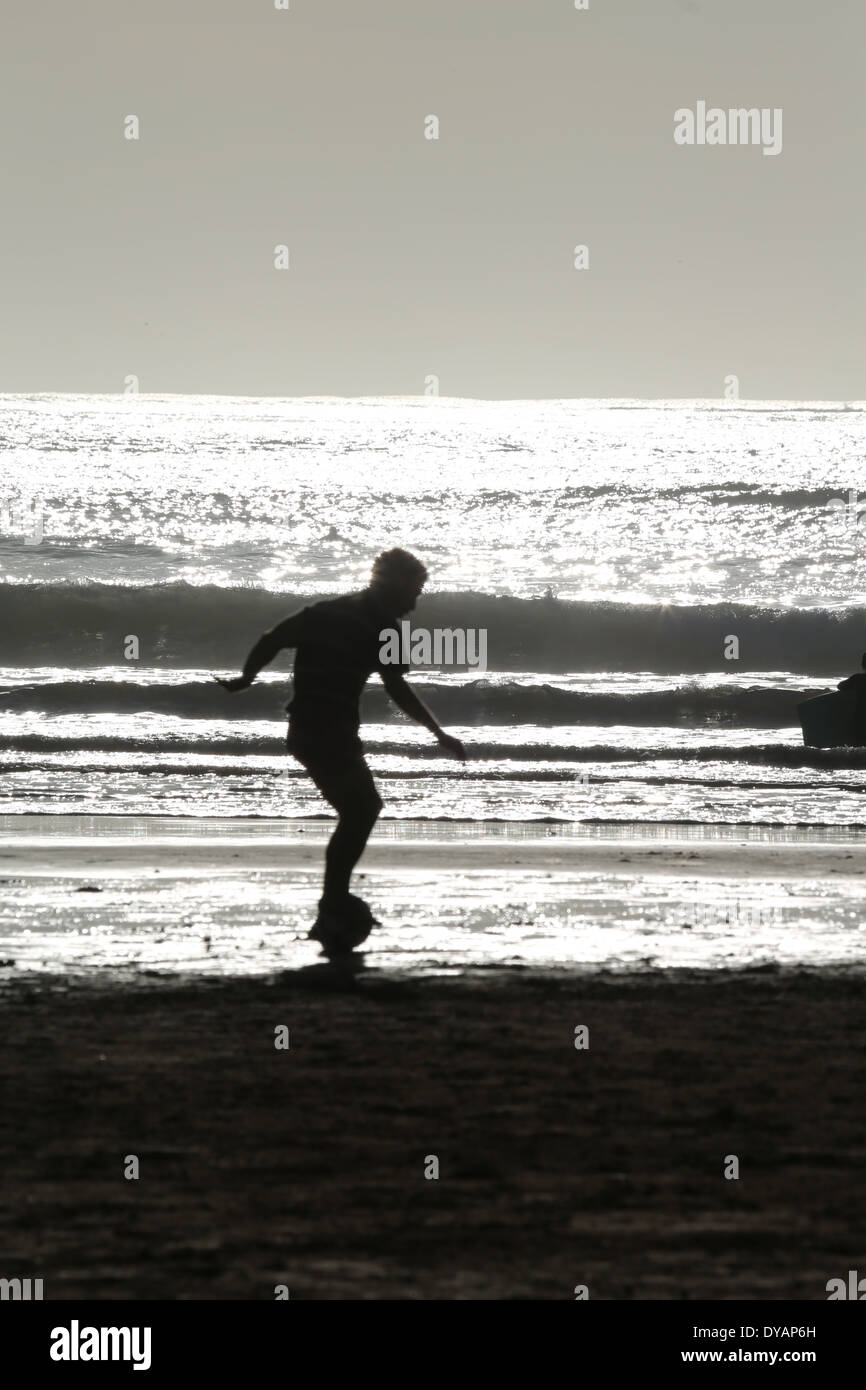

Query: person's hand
[213,675,251,693]
[436,731,466,761]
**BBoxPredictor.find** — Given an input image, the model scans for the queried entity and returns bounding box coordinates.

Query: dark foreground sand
[2,965,865,1300]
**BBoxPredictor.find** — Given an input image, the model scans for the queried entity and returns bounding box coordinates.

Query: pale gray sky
[1,0,862,398]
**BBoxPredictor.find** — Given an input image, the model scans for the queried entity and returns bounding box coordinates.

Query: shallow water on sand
[3,818,866,983]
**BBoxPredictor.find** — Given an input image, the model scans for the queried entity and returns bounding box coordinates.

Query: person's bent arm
[380,669,466,759]
[215,611,308,692]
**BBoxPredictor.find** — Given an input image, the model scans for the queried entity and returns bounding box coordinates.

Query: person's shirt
[266,588,407,733]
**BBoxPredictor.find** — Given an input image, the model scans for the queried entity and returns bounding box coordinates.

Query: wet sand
[5,824,866,982]
[3,961,865,1299]
[3,821,866,1299]
[5,822,866,880]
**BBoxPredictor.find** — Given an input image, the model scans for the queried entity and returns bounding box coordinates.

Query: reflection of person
[216,548,466,954]
[837,652,866,743]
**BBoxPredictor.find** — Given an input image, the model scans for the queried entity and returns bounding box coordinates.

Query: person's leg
[289,735,383,900]
[316,759,383,900]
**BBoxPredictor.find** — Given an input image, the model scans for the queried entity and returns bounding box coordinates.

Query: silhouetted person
[837,651,866,744]
[216,548,466,952]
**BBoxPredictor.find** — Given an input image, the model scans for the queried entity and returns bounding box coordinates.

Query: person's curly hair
[371,548,428,587]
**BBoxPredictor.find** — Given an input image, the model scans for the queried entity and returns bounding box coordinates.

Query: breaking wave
[2,583,864,675]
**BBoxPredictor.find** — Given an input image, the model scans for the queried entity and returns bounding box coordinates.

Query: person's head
[369,547,428,615]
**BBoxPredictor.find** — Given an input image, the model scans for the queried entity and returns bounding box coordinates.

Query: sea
[3,393,866,976]
[3,393,866,826]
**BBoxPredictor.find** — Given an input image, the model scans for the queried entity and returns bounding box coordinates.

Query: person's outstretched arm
[380,668,466,759]
[215,610,309,692]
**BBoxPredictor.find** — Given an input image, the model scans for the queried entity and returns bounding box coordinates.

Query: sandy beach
[2,824,865,1300]
[3,963,865,1300]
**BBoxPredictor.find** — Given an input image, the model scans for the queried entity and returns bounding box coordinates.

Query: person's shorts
[286,722,363,772]
[286,723,379,813]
